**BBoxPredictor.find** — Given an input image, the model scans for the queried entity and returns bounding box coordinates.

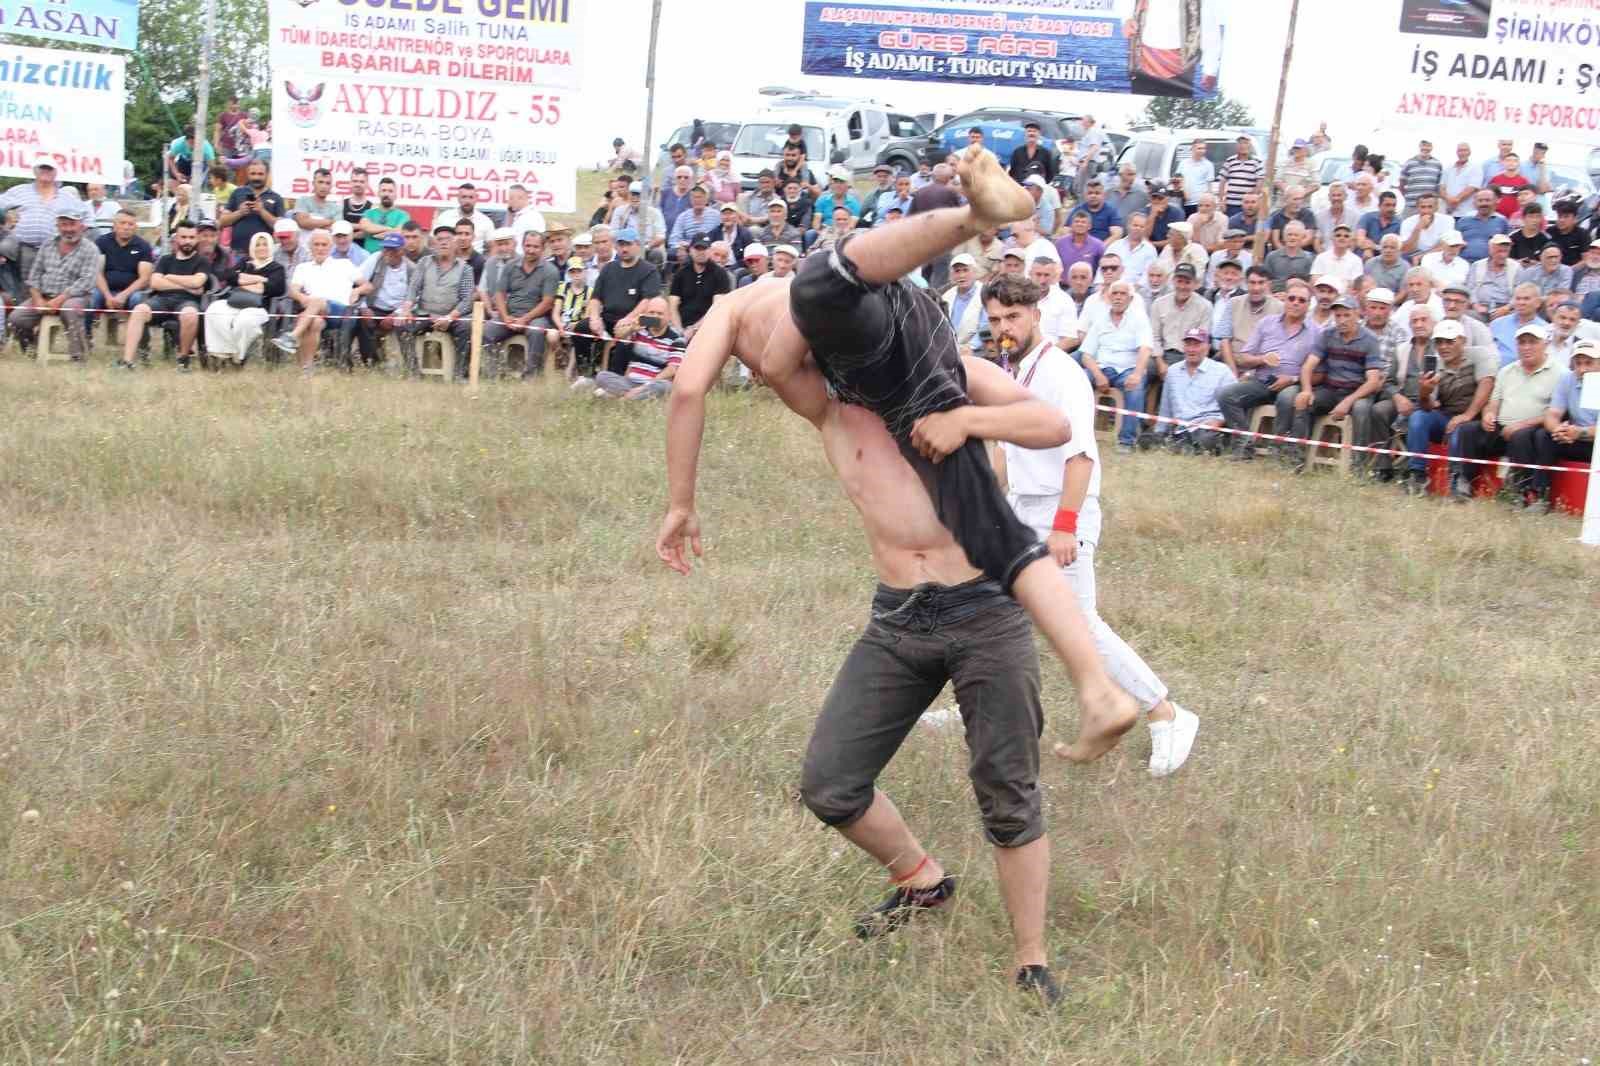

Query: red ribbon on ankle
[890,854,931,885]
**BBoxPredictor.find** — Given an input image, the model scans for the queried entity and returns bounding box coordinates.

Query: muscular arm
[910,357,1071,461]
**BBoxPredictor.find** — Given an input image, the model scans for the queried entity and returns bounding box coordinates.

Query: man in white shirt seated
[1420,230,1471,290]
[1310,224,1364,289]
[1029,250,1078,351]
[275,230,361,374]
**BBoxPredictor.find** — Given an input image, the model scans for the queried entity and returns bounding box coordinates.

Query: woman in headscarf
[204,231,284,365]
[706,151,740,206]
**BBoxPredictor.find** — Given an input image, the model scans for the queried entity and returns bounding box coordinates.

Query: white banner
[267,0,582,211]
[1385,0,1600,144]
[0,45,124,184]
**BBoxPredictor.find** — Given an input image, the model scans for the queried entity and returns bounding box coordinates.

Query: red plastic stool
[1550,461,1591,516]
[1425,443,1450,496]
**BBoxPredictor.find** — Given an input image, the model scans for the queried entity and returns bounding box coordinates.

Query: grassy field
[1,359,1598,1064]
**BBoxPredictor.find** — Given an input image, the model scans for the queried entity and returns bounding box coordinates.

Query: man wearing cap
[329,219,368,267]
[1278,141,1316,198]
[477,226,518,302]
[667,233,730,338]
[667,185,720,260]
[1156,220,1208,280]
[755,200,803,253]
[1468,233,1518,316]
[118,219,212,371]
[1512,340,1599,512]
[480,230,557,379]
[1213,264,1279,373]
[1357,300,1430,480]
[1517,243,1573,299]
[1456,190,1510,263]
[1007,121,1057,184]
[859,164,894,224]
[710,202,752,264]
[1149,262,1212,375]
[1420,230,1469,290]
[1397,317,1493,493]
[872,174,914,231]
[0,157,84,282]
[1438,283,1493,350]
[1286,294,1385,468]
[1205,228,1251,289]
[811,168,862,235]
[1023,175,1062,237]
[589,226,664,369]
[350,231,413,368]
[435,183,492,253]
[395,225,474,377]
[8,203,99,362]
[742,170,783,227]
[547,255,593,378]
[737,244,771,288]
[770,244,799,279]
[1157,327,1231,452]
[943,253,987,350]
[1308,275,1343,330]
[1548,200,1592,265]
[1448,321,1559,500]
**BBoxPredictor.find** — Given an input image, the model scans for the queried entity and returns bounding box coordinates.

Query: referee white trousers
[1011,494,1169,713]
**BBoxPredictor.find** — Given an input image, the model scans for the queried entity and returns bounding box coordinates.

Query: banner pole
[1252,0,1299,267]
[468,300,485,391]
[641,0,664,204]
[190,0,216,225]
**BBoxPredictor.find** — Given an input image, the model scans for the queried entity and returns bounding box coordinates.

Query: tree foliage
[1137,95,1257,130]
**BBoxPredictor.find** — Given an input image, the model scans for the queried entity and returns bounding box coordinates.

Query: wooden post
[468,300,484,389]
[1252,0,1300,266]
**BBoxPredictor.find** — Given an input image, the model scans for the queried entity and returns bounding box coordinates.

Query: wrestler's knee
[974,783,1045,848]
[798,753,872,829]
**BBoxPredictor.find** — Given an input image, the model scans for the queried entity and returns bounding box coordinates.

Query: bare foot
[957,145,1034,227]
[1052,688,1138,763]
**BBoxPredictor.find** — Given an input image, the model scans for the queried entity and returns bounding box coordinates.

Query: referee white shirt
[1001,339,1103,547]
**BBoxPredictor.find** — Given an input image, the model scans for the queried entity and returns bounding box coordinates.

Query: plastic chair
[1307,415,1353,474]
[418,334,456,380]
[35,314,72,363]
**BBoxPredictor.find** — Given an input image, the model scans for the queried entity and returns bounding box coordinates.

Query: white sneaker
[569,375,594,391]
[1148,705,1199,777]
[271,334,298,355]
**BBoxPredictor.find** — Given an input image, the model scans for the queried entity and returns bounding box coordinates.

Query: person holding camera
[219,162,285,263]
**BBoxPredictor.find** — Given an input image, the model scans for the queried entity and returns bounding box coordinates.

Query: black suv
[876,107,1107,176]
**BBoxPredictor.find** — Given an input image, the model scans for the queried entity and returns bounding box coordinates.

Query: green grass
[1,360,1598,1063]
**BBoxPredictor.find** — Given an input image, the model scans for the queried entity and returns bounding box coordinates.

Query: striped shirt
[1399,155,1444,202]
[1218,155,1264,209]
[0,183,85,246]
[624,326,685,382]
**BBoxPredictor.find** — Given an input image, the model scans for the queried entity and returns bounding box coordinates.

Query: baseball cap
[1489,233,1513,245]
[628,181,643,195]
[573,232,594,246]
[951,252,977,269]
[273,218,297,235]
[1023,174,1047,188]
[1002,246,1026,261]
[196,217,218,230]
[1023,119,1041,130]
[1515,321,1548,339]
[1314,275,1346,293]
[565,256,586,270]
[53,203,82,219]
[1224,227,1247,240]
[1572,339,1600,359]
[1365,287,1396,304]
[719,202,739,213]
[1441,282,1472,298]
[743,242,768,260]
[1148,183,1169,197]
[690,234,711,250]
[1431,319,1465,341]
[1183,327,1210,343]
[1216,258,1243,271]
[331,220,354,236]
[1330,294,1359,311]
[381,232,405,249]
[872,162,891,173]
[772,243,799,258]
[827,163,851,181]
[613,226,640,243]
[1169,221,1192,237]
[1172,263,1197,280]
[1332,223,1353,234]
[1442,230,1466,246]
[1292,138,1308,149]
[31,155,56,170]
[489,226,516,242]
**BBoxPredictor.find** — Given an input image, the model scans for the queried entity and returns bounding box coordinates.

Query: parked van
[1116,128,1266,186]
[730,98,897,189]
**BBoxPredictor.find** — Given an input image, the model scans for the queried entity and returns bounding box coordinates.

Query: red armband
[1051,508,1078,534]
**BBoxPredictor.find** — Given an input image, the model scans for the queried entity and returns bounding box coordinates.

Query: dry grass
[1,359,1598,1064]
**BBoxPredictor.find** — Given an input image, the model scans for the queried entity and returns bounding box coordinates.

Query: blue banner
[0,0,138,50]
[799,1,1222,99]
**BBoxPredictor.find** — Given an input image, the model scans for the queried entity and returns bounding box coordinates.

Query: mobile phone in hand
[1423,354,1439,375]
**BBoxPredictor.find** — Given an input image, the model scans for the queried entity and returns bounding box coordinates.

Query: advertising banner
[268,0,582,211]
[0,0,137,50]
[1386,0,1600,143]
[0,45,124,184]
[800,0,1224,99]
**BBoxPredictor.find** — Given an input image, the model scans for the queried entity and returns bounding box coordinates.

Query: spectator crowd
[0,120,1593,514]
